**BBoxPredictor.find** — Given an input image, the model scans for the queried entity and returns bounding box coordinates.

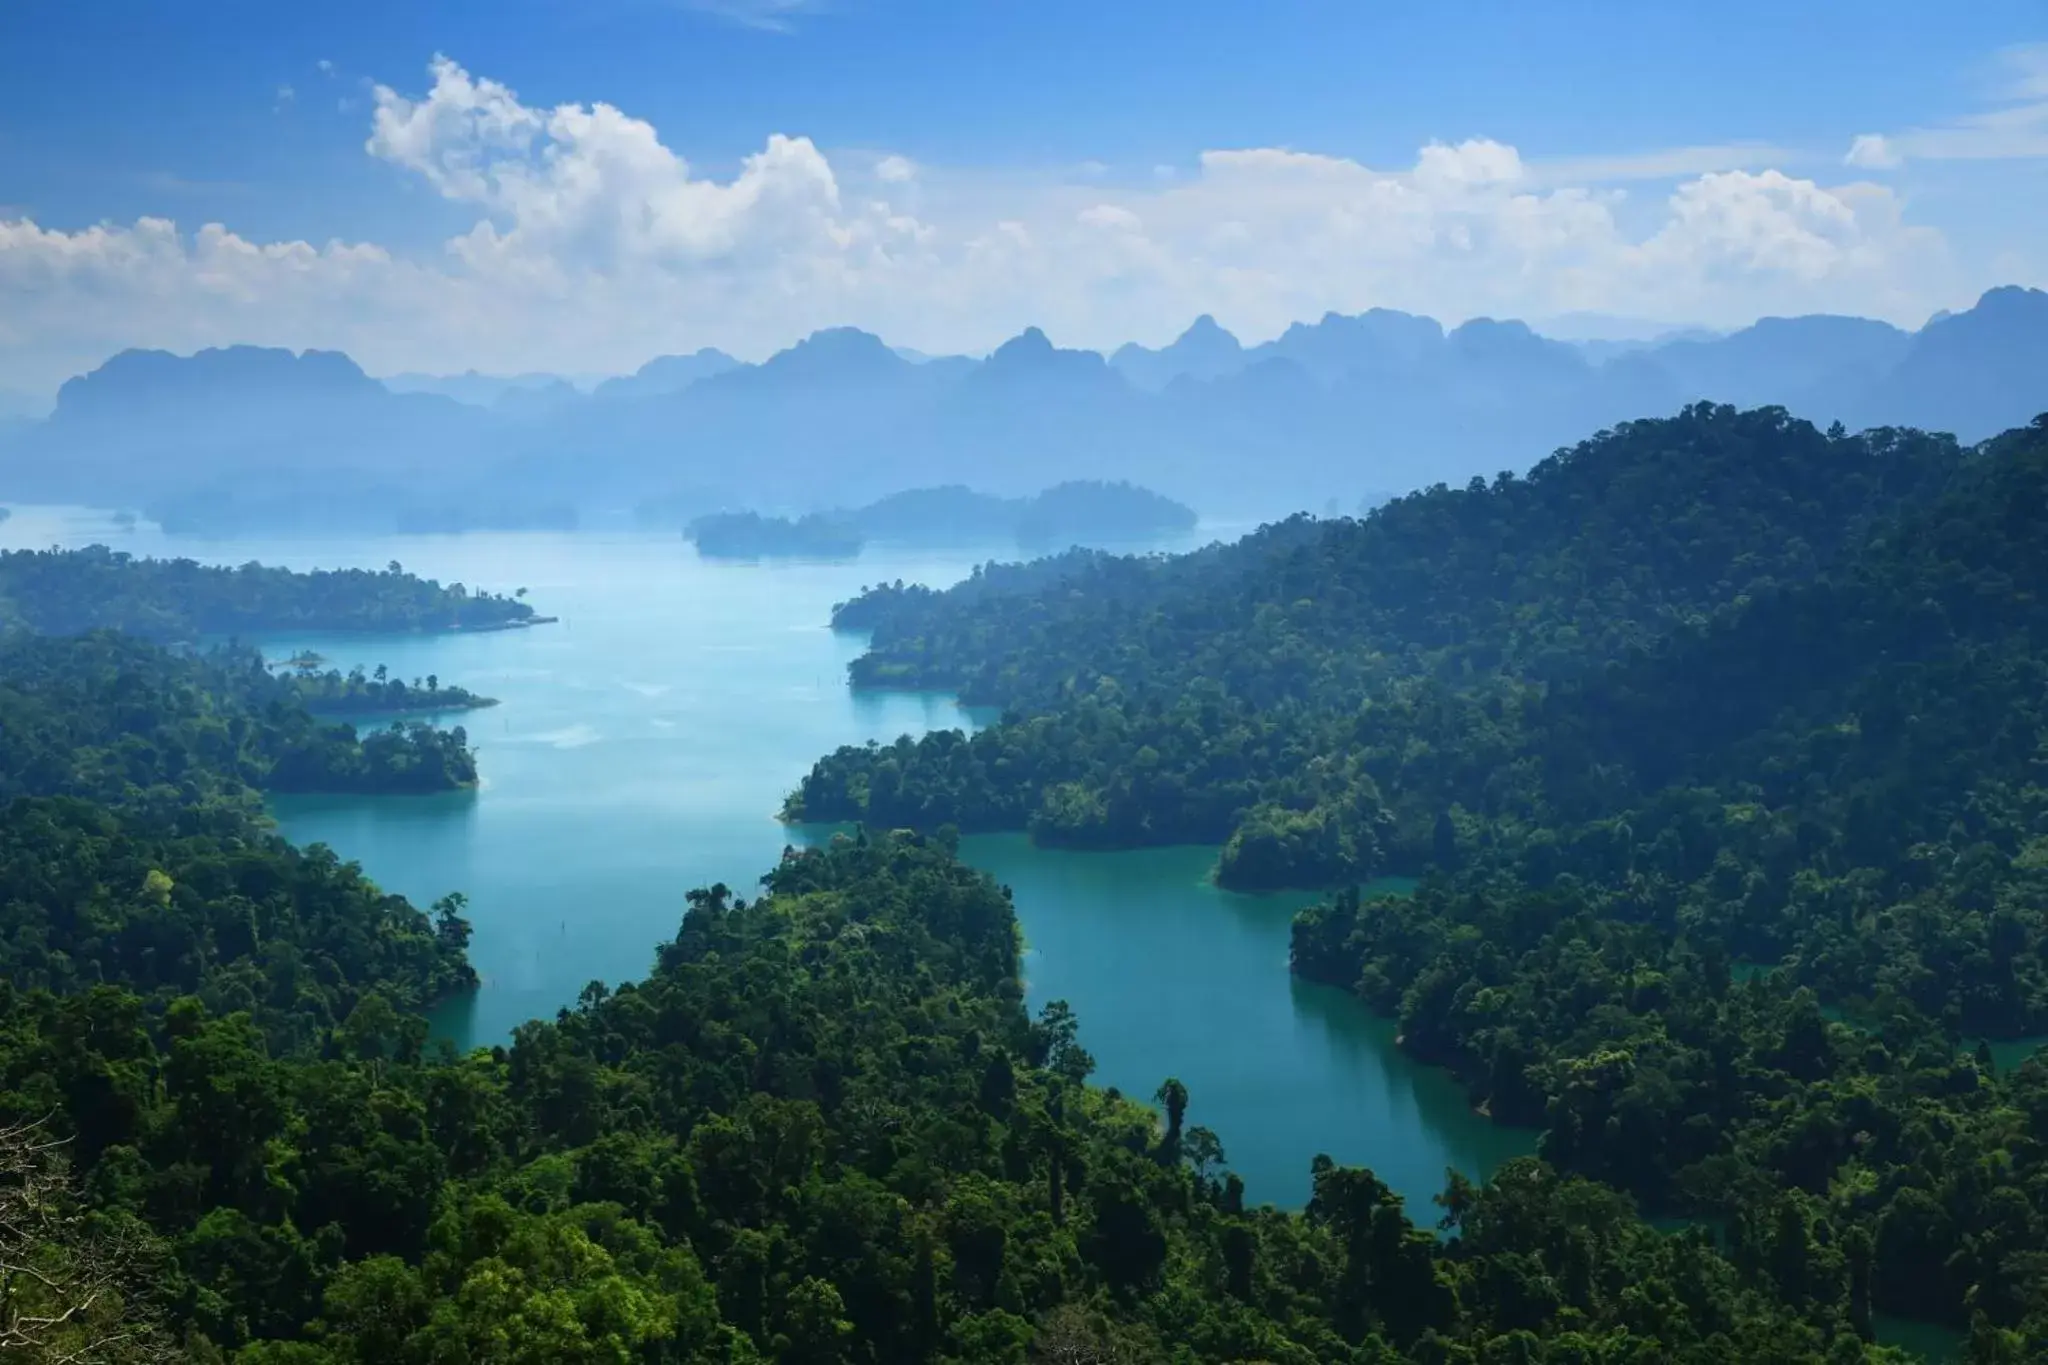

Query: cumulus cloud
[0,56,1978,392]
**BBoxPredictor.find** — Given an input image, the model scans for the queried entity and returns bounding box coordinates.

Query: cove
[4,505,1531,1210]
[954,835,1533,1206]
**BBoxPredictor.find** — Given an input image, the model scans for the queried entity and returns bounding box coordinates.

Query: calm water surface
[2,505,1531,1207]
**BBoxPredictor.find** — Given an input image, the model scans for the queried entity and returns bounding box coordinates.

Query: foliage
[0,1118,179,1363]
[2,833,1926,1363]
[791,405,1967,888]
[783,406,2048,1343]
[0,632,479,805]
[0,797,474,1048]
[0,546,540,642]
[287,661,495,717]
[688,483,1199,562]
[17,409,2048,1358]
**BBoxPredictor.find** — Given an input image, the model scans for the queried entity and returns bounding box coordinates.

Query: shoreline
[306,696,500,718]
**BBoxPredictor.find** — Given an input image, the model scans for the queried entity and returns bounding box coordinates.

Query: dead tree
[0,1118,178,1363]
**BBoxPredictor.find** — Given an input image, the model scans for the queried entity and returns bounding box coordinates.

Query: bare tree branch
[0,1118,179,1363]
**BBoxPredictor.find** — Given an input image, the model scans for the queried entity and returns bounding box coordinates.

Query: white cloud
[683,0,819,33]
[1844,134,1901,169]
[0,56,1983,392]
[1843,43,2048,167]
[1999,41,2048,100]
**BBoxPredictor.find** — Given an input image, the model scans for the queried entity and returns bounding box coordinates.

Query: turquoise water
[1872,1315,1963,1363]
[2,506,1530,1209]
[962,837,1531,1206]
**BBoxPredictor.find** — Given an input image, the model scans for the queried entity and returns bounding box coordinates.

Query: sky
[2,0,2045,395]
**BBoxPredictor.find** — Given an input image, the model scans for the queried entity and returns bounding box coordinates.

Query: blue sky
[2,0,2044,392]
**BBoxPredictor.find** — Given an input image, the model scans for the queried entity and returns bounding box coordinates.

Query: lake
[1,505,1531,1209]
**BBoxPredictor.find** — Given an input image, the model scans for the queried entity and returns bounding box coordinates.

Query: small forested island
[859,480,1199,549]
[0,543,548,640]
[284,654,498,714]
[1012,478,1199,547]
[687,481,1199,560]
[687,508,867,559]
[851,484,1025,543]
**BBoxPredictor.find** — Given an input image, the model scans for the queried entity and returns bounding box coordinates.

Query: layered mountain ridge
[4,287,2044,533]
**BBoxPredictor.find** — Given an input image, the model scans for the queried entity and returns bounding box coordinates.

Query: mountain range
[2,286,2044,534]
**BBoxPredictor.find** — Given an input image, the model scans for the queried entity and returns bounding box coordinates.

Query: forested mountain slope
[785,408,2048,1352]
[0,830,1947,1363]
[2,460,2038,1360]
[791,404,1972,883]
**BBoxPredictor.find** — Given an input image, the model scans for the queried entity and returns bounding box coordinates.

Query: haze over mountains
[3,286,2044,535]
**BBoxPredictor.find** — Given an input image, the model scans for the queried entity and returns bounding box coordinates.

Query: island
[284,655,499,715]
[0,544,549,640]
[1011,479,1199,548]
[686,480,1199,560]
[686,509,866,559]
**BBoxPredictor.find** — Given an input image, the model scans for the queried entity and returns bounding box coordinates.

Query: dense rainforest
[13,426,2048,1360]
[0,632,482,801]
[782,404,2048,1350]
[0,546,543,640]
[789,405,1979,883]
[0,823,1970,1363]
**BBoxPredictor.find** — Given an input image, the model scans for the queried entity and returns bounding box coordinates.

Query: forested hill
[1561,412,2048,791]
[4,422,2041,1359]
[0,828,1948,1362]
[0,544,544,640]
[779,409,2048,1350]
[830,404,1965,698]
[0,631,482,803]
[790,404,1975,875]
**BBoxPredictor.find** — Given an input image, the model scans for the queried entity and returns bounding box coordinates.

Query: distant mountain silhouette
[1111,315,1244,391]
[491,379,585,419]
[13,346,498,529]
[1863,285,2048,437]
[590,348,740,400]
[5,288,2044,533]
[736,327,910,385]
[382,369,575,406]
[1646,314,1911,417]
[1252,308,1447,384]
[59,345,383,418]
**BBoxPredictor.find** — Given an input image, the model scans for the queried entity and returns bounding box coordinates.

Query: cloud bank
[0,55,1980,392]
